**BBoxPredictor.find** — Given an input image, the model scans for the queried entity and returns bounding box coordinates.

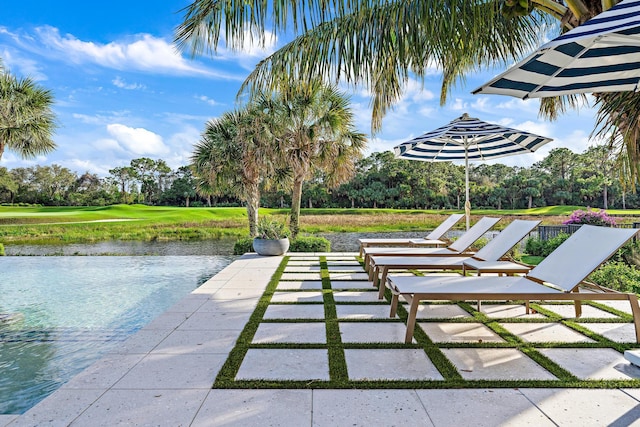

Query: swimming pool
[0,255,235,414]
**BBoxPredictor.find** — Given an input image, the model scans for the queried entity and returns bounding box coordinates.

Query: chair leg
[378,267,389,299]
[628,294,640,343]
[572,289,582,318]
[390,293,399,318]
[405,297,420,343]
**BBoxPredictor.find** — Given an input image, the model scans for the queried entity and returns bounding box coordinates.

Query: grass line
[321,256,349,382]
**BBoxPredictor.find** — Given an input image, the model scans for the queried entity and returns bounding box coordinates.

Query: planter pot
[253,237,290,256]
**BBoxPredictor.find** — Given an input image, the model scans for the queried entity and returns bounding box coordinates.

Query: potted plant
[253,216,290,256]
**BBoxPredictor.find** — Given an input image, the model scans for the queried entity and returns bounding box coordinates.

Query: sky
[0,1,604,177]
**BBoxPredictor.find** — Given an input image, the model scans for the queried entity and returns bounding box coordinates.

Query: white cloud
[106,124,169,155]
[196,95,220,106]
[12,26,243,80]
[62,158,112,176]
[449,98,468,112]
[112,76,146,90]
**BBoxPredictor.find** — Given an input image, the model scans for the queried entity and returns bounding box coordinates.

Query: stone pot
[253,237,290,256]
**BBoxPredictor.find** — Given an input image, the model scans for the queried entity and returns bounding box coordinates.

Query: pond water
[0,255,235,414]
[4,239,237,256]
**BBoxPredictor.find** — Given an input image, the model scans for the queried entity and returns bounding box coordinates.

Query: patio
[4,252,640,426]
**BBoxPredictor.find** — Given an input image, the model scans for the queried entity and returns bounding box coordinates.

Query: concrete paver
[345,349,444,381]
[416,389,556,427]
[580,322,638,342]
[441,348,557,381]
[336,304,396,319]
[192,390,312,427]
[538,348,640,380]
[263,303,326,319]
[519,388,640,426]
[236,349,330,381]
[312,390,434,427]
[276,280,323,290]
[499,322,595,343]
[252,322,326,344]
[418,322,505,343]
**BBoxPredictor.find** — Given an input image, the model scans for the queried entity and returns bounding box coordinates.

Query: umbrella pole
[464,145,470,230]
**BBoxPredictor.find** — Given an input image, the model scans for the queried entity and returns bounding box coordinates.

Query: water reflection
[5,239,237,256]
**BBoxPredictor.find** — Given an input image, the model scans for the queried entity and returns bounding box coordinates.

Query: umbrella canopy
[473,0,640,99]
[394,113,552,229]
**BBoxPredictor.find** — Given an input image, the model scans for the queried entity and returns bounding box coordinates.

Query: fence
[536,223,640,241]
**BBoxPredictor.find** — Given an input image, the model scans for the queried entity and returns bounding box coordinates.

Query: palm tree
[191,104,277,236]
[0,61,57,161]
[271,82,367,238]
[175,1,640,183]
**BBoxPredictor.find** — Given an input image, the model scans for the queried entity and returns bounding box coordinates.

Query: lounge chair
[385,225,640,343]
[357,213,464,256]
[362,217,501,274]
[370,219,540,298]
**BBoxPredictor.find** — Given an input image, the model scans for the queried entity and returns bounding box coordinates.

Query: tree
[0,166,18,203]
[271,82,367,238]
[108,166,137,204]
[162,166,197,207]
[0,60,57,161]
[191,104,277,236]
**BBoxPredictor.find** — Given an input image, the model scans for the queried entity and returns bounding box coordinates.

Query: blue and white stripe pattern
[394,114,553,162]
[474,0,640,99]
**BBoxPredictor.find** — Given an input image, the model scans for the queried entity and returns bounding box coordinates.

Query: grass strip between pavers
[214,255,640,390]
[320,256,349,382]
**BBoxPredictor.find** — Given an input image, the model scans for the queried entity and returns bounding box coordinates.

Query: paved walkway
[3,253,640,426]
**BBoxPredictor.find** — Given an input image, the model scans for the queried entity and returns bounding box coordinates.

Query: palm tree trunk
[246,182,260,237]
[290,177,304,239]
[603,184,608,209]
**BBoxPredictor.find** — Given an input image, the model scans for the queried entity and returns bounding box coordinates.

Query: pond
[0,255,236,415]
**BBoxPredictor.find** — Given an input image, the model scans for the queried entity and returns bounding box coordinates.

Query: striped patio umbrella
[394,113,552,229]
[473,0,640,99]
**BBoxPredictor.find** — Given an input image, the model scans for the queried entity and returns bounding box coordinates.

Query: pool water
[0,255,235,414]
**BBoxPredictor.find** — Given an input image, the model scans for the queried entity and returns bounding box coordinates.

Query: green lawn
[2,204,640,244]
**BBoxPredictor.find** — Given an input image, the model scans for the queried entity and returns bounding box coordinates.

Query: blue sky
[1,1,602,176]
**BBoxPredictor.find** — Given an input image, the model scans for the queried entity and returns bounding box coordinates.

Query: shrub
[469,237,488,252]
[563,208,616,226]
[589,261,640,294]
[542,233,570,256]
[610,240,640,268]
[524,237,544,257]
[290,236,331,252]
[524,233,570,257]
[233,237,253,255]
[256,216,290,239]
[0,243,4,256]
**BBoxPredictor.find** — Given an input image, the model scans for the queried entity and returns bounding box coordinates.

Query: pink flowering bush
[563,209,616,226]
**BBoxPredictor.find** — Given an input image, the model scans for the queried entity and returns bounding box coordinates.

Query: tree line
[2,144,639,210]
